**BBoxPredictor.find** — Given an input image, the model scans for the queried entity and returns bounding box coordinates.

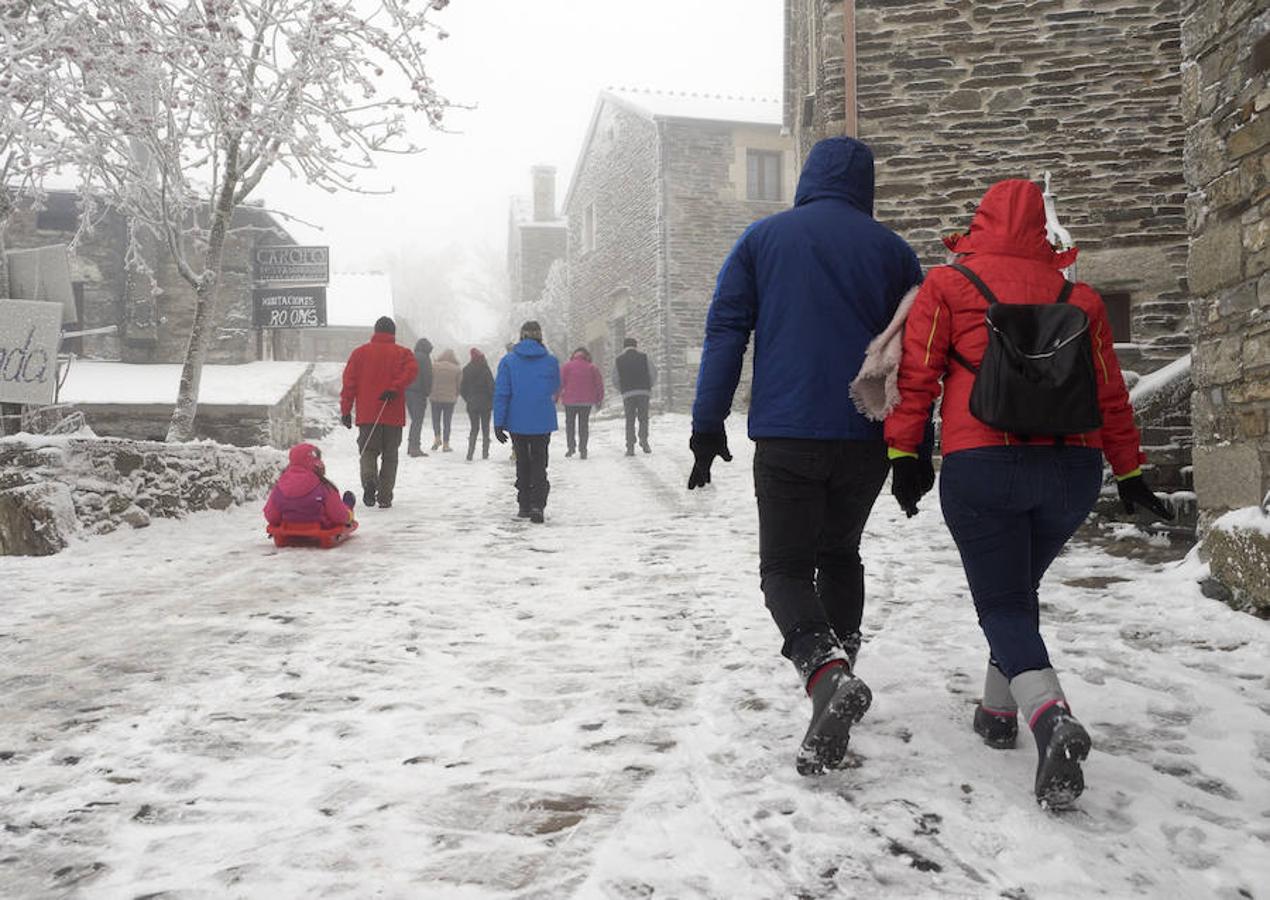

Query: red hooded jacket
[340,332,419,427]
[884,180,1145,476]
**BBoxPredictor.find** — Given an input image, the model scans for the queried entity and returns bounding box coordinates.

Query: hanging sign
[252,245,329,284]
[0,299,62,405]
[253,286,327,329]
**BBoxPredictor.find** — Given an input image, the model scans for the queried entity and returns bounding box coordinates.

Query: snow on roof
[325,272,394,329]
[602,87,783,126]
[60,361,311,407]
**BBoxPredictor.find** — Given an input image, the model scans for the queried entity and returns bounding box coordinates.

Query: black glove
[340,413,352,430]
[687,430,732,490]
[378,390,397,402]
[494,427,508,444]
[891,455,934,518]
[1117,473,1173,520]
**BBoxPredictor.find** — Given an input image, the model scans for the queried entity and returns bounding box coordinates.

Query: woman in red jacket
[884,179,1171,808]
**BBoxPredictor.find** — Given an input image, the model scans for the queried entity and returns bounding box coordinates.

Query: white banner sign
[0,299,62,405]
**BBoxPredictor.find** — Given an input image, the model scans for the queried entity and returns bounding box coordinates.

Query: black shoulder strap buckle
[950,263,1000,306]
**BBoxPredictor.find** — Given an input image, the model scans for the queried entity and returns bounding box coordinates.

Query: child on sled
[264,443,356,532]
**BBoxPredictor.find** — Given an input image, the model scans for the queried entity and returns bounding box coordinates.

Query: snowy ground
[2,414,1267,899]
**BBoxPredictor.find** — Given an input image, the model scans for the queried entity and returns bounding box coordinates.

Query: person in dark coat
[614,338,656,455]
[340,316,419,509]
[405,337,433,457]
[688,136,923,775]
[460,347,496,461]
[493,320,560,524]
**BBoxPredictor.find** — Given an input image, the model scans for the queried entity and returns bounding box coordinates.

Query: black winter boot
[362,484,377,508]
[1031,702,1091,809]
[973,705,1019,750]
[796,661,872,775]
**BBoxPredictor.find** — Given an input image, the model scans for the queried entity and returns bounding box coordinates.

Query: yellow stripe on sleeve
[923,306,941,367]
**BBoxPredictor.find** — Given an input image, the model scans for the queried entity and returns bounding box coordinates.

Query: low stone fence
[0,435,284,556]
[1200,504,1270,618]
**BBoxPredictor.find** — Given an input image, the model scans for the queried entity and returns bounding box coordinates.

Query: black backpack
[946,263,1102,437]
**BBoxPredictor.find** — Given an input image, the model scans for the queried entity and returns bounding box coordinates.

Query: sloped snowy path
[1,414,1267,899]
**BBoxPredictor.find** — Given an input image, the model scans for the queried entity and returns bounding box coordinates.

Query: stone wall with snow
[0,436,284,556]
[1184,0,1270,531]
[785,0,1190,369]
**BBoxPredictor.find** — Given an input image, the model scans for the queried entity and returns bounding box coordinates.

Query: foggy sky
[259,0,784,272]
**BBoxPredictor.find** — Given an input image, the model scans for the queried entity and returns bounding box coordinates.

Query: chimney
[531,165,556,222]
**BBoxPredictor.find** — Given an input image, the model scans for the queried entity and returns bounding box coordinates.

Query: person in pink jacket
[264,443,356,529]
[558,347,604,459]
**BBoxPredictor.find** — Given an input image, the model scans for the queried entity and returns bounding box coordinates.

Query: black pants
[511,433,551,511]
[467,409,491,455]
[564,405,592,453]
[405,393,427,453]
[357,424,403,503]
[754,439,890,672]
[431,402,455,443]
[623,395,650,449]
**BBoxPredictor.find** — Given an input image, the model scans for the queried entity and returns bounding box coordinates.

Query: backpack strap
[946,263,992,374]
[949,263,1000,306]
[948,347,978,375]
[1055,280,1074,304]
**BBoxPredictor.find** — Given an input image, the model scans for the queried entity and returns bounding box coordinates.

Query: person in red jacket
[339,316,419,509]
[884,179,1172,808]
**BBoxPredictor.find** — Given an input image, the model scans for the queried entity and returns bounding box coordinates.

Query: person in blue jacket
[494,320,560,524]
[687,136,925,775]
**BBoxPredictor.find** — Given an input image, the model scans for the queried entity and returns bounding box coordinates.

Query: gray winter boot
[974,661,1019,749]
[1012,668,1091,808]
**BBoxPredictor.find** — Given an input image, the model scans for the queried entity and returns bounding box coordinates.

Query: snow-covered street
[2,414,1267,899]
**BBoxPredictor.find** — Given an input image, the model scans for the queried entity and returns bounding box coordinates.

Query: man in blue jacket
[494,320,560,524]
[688,137,924,775]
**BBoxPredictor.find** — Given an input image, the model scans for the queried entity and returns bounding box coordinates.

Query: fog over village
[0,1,1267,898]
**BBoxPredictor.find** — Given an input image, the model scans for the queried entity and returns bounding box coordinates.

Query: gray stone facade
[560,90,794,409]
[4,192,299,365]
[1185,0,1270,611]
[785,0,1191,368]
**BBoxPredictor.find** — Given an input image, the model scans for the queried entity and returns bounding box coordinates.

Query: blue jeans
[939,446,1103,679]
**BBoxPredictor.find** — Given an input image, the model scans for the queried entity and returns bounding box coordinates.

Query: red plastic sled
[267,519,359,549]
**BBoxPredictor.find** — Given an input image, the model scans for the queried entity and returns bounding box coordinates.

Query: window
[747,150,782,202]
[1102,292,1132,343]
[582,203,596,254]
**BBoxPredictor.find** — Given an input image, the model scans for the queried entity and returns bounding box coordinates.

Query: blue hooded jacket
[494,339,560,435]
[691,137,923,440]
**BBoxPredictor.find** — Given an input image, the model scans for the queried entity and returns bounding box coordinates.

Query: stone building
[1184,0,1269,612]
[3,190,300,365]
[560,88,795,410]
[507,166,568,348]
[784,0,1191,369]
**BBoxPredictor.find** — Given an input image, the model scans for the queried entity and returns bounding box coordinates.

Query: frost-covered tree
[0,0,85,298]
[48,0,453,440]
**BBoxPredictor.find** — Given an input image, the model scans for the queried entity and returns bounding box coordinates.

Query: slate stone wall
[561,102,663,396]
[1186,0,1270,532]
